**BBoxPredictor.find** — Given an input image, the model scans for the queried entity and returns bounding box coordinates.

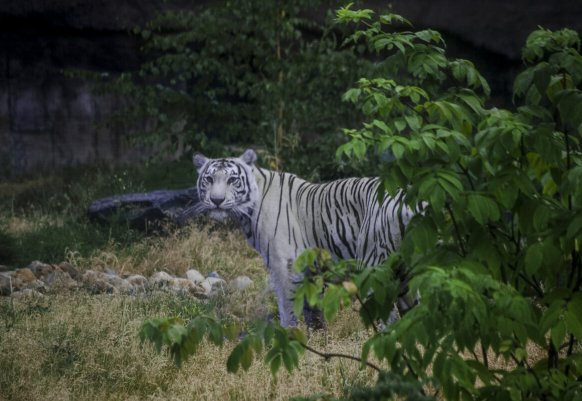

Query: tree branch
[355,293,380,334]
[446,203,467,256]
[299,342,382,373]
[457,162,476,191]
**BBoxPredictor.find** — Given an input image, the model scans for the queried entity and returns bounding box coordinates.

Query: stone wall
[0,0,580,174]
[0,2,157,174]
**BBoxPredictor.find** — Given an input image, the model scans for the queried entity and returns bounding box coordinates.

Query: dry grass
[0,296,375,401]
[0,223,377,401]
[67,222,266,280]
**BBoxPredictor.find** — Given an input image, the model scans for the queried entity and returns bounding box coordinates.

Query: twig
[446,204,466,256]
[481,343,489,370]
[355,293,380,334]
[299,342,382,373]
[457,162,476,191]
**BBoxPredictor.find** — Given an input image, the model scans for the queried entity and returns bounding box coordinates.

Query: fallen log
[87,187,200,231]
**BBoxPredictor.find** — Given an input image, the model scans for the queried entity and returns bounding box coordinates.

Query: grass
[0,292,375,401]
[0,164,377,401]
[0,160,195,268]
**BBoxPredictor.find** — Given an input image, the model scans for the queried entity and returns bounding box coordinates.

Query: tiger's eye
[227,177,240,185]
[205,176,214,184]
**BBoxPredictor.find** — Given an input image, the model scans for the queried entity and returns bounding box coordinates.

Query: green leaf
[282,350,295,372]
[322,285,343,322]
[533,204,552,232]
[227,342,245,373]
[240,346,253,371]
[408,218,437,252]
[541,299,565,333]
[353,140,367,159]
[467,194,500,224]
[343,88,362,103]
[223,322,239,341]
[335,4,374,23]
[207,320,224,347]
[524,243,544,276]
[551,321,567,349]
[566,214,582,240]
[513,68,534,97]
[394,118,407,132]
[556,89,582,129]
[533,64,552,94]
[372,119,390,133]
[267,350,282,375]
[430,186,446,211]
[457,91,484,115]
[565,310,582,343]
[392,143,406,159]
[404,114,422,131]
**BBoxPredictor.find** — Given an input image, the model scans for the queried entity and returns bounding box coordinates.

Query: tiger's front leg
[267,257,301,327]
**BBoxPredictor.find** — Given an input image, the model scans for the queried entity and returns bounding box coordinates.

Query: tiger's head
[192,149,258,221]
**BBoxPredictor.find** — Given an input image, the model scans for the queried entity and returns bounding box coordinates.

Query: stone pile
[0,261,254,299]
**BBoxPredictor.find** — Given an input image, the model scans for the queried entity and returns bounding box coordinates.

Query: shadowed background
[1,0,581,174]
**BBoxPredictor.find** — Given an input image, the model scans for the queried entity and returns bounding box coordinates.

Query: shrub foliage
[77,0,371,178]
[140,5,582,401]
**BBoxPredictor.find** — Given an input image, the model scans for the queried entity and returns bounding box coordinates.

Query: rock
[81,270,115,294]
[1,262,232,300]
[10,289,49,311]
[79,270,138,294]
[186,269,205,284]
[199,280,212,295]
[43,270,79,292]
[149,271,209,297]
[11,288,45,301]
[204,277,226,295]
[126,274,147,287]
[58,262,81,280]
[102,272,125,288]
[170,277,206,296]
[205,276,226,286]
[28,261,59,280]
[116,279,133,294]
[0,269,47,295]
[230,275,254,291]
[149,271,174,288]
[124,274,148,294]
[14,268,46,292]
[100,271,136,294]
[0,271,15,295]
[14,268,37,284]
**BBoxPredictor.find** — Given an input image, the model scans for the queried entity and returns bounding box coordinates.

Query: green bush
[316,7,582,400]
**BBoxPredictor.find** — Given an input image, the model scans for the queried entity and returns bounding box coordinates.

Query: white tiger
[186,149,415,327]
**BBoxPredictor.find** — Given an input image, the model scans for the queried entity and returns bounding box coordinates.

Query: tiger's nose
[210,196,225,207]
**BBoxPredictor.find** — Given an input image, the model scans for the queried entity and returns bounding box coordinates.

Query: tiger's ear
[240,149,257,166]
[193,153,208,171]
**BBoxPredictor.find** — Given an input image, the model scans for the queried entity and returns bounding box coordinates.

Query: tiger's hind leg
[303,302,325,330]
[385,263,419,326]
